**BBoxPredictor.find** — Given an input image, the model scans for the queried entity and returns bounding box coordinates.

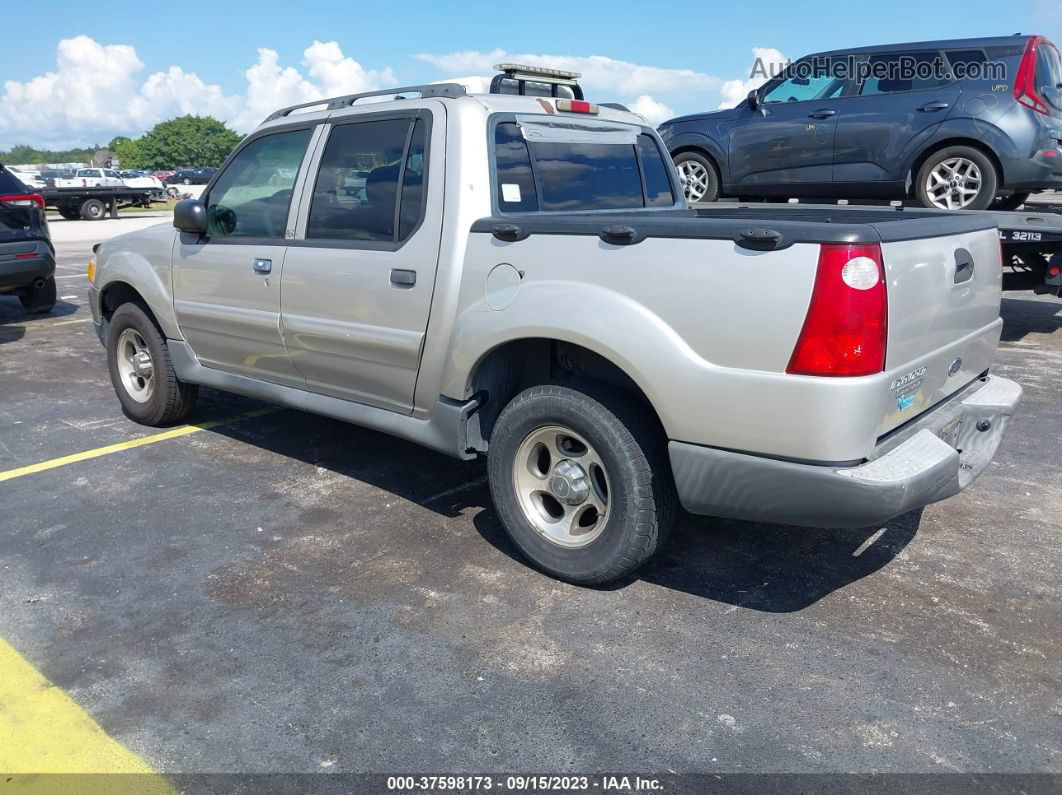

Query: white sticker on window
[501,183,522,203]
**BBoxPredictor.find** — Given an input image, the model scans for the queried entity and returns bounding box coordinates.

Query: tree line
[1,116,243,170]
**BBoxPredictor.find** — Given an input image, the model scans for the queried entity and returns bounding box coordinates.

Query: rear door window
[306,116,426,243]
[860,51,951,95]
[493,121,676,212]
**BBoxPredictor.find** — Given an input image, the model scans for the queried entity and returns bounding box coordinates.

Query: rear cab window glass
[205,128,312,239]
[493,120,677,213]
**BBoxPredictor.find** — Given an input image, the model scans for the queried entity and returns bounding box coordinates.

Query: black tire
[79,198,106,220]
[914,146,998,210]
[57,206,81,220]
[487,382,676,585]
[673,150,720,203]
[106,303,198,426]
[18,277,56,314]
[993,191,1031,211]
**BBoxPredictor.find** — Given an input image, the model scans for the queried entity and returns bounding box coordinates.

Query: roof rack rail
[489,63,584,100]
[264,82,467,122]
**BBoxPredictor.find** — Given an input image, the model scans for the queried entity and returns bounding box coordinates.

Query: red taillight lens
[0,194,45,209]
[787,243,887,377]
[555,98,598,114]
[1014,36,1051,116]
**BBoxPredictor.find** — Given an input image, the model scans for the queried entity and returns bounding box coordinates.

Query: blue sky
[2,0,1060,149]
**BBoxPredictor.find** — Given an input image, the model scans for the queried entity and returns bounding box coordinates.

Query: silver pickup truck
[88,67,1021,585]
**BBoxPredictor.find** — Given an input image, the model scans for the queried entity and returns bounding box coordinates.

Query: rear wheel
[915,146,997,210]
[487,382,675,585]
[106,303,198,425]
[673,151,720,203]
[79,198,106,220]
[18,277,56,314]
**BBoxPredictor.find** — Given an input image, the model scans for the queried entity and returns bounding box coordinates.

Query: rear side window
[860,51,951,95]
[493,121,676,212]
[946,49,987,78]
[0,169,29,194]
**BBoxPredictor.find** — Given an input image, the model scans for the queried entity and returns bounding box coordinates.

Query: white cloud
[717,47,788,109]
[628,95,675,125]
[416,48,719,123]
[0,37,396,149]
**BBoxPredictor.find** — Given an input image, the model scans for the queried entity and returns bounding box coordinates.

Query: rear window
[0,168,29,194]
[492,121,676,212]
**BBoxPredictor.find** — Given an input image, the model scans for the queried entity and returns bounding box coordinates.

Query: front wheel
[487,383,675,585]
[915,146,998,210]
[673,151,720,203]
[79,198,106,220]
[106,303,198,426]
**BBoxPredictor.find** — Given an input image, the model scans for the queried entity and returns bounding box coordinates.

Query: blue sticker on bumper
[897,393,916,411]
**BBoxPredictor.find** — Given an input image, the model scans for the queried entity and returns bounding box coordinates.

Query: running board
[168,339,479,460]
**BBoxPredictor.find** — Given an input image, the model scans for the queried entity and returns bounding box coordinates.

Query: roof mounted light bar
[490,63,584,100]
[264,83,467,122]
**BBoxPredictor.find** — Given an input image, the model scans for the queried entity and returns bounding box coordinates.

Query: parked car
[88,69,1020,585]
[165,168,217,185]
[40,169,75,188]
[119,170,164,190]
[0,165,55,313]
[56,168,125,188]
[9,169,45,190]
[151,170,175,181]
[659,35,1062,210]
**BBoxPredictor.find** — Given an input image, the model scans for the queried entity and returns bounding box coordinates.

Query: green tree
[137,116,242,170]
[113,138,145,169]
[2,144,44,164]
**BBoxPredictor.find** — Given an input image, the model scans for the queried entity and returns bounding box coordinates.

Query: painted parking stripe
[0,637,171,787]
[0,408,275,483]
[0,318,92,337]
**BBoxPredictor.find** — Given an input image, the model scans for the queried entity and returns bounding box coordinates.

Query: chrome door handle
[918,102,950,112]
[253,258,272,274]
[807,109,837,119]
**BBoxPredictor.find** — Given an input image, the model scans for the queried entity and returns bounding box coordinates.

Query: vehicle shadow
[0,298,80,343]
[207,400,919,612]
[472,505,920,612]
[1000,294,1061,342]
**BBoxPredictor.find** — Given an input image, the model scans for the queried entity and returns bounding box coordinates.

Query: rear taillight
[0,194,45,209]
[556,98,598,114]
[1014,36,1052,116]
[787,243,888,377]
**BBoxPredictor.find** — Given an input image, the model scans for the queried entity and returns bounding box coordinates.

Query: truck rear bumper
[669,374,1021,528]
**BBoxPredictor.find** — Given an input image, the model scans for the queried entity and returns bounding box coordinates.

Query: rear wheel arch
[465,338,668,453]
[908,138,1004,193]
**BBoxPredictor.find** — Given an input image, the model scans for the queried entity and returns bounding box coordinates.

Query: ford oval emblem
[948,358,962,376]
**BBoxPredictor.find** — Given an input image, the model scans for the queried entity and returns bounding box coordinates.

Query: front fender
[95,223,181,339]
[662,130,730,182]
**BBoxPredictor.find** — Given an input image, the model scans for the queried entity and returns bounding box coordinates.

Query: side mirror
[174,199,207,235]
[747,88,762,111]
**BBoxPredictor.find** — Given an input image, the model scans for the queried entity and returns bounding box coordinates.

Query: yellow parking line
[0,408,275,483]
[0,318,92,337]
[0,637,172,790]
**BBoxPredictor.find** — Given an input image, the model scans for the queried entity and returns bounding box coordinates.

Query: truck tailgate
[878,226,1002,435]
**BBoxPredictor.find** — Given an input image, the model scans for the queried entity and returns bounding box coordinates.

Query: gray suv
[660,35,1062,210]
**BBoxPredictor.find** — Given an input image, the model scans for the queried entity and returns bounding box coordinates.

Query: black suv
[660,35,1062,210]
[0,165,56,313]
